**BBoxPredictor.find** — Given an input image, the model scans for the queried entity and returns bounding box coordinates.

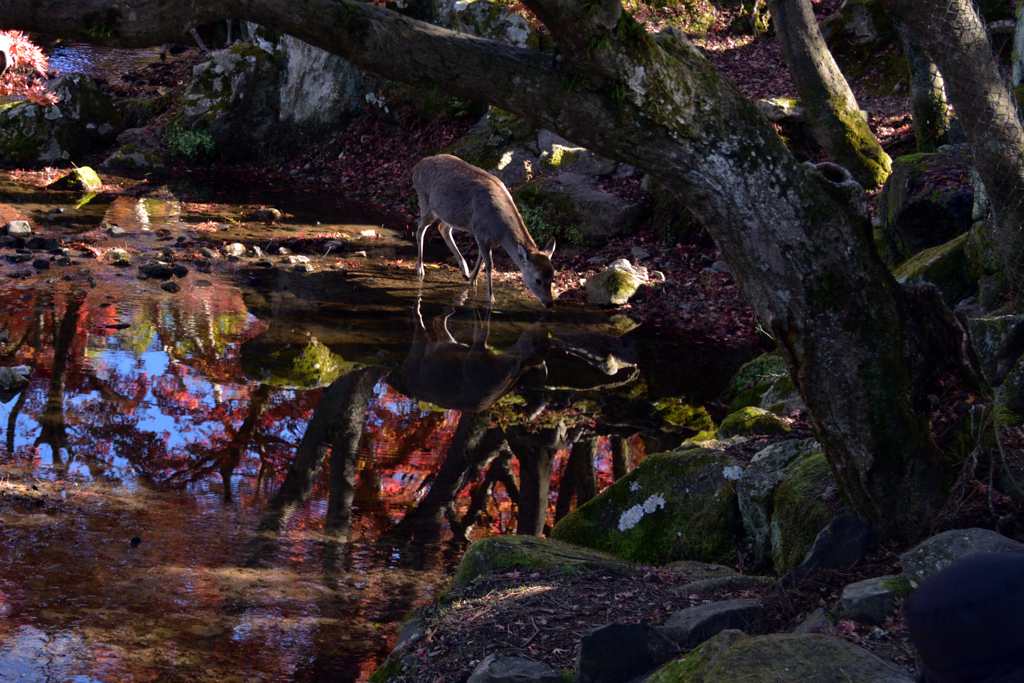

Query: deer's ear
[542,237,556,258]
[517,243,529,262]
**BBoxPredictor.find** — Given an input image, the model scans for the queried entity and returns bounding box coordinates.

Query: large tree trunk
[766,0,892,187]
[0,0,981,542]
[883,0,1024,299]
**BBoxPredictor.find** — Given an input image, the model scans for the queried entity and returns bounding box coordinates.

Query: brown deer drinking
[412,154,556,307]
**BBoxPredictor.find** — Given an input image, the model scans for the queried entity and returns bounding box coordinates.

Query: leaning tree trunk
[0,0,982,542]
[883,0,1024,300]
[895,17,951,151]
[766,0,892,187]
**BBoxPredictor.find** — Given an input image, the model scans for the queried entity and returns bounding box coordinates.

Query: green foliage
[164,125,215,162]
[518,204,586,246]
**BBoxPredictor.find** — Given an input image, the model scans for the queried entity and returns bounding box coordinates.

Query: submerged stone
[550,448,745,565]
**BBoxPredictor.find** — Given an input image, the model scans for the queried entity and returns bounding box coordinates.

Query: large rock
[737,439,823,570]
[101,144,167,173]
[703,634,913,682]
[451,0,540,49]
[964,220,1009,312]
[876,152,975,265]
[578,623,678,683]
[550,448,745,565]
[892,233,972,308]
[834,575,907,625]
[659,599,762,651]
[467,654,560,683]
[769,451,843,573]
[47,166,102,191]
[537,129,617,177]
[721,351,788,409]
[278,34,363,130]
[515,173,648,240]
[900,528,1024,584]
[792,514,877,576]
[0,73,124,164]
[967,316,1024,386]
[585,259,644,306]
[450,536,631,589]
[718,407,790,439]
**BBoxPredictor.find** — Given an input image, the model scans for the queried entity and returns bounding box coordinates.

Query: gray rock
[449,0,539,49]
[277,34,364,129]
[516,173,648,240]
[789,514,877,581]
[737,439,823,569]
[0,73,124,164]
[0,366,31,391]
[250,208,282,222]
[659,598,761,650]
[578,623,677,683]
[792,608,834,634]
[468,654,560,683]
[967,316,1024,386]
[900,528,1024,584]
[585,260,643,306]
[834,575,902,625]
[537,130,618,177]
[200,247,218,259]
[106,225,126,237]
[710,260,732,274]
[223,243,247,258]
[756,97,807,123]
[102,144,166,173]
[4,221,31,238]
[160,281,181,293]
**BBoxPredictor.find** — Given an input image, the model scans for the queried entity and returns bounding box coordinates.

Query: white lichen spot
[626,65,646,99]
[722,465,744,481]
[618,494,666,532]
[629,481,641,492]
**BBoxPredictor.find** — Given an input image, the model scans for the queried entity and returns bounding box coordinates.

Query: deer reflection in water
[400,297,549,413]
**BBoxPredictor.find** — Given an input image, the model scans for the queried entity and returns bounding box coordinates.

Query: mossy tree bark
[765,0,892,187]
[4,0,984,542]
[895,19,951,151]
[883,0,1024,300]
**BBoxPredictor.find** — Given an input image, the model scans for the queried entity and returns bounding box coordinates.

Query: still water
[0,165,753,681]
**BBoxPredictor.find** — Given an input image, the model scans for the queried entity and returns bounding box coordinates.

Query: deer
[412,154,556,308]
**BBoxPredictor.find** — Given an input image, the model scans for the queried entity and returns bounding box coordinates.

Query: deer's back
[413,154,533,248]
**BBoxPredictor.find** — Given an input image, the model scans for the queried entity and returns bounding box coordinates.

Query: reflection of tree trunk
[454,447,514,541]
[391,412,505,541]
[220,383,273,503]
[554,435,598,523]
[260,368,381,532]
[34,293,85,465]
[5,384,27,456]
[612,436,629,481]
[509,423,572,536]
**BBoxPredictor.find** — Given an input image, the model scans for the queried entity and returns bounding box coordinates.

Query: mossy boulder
[585,260,644,306]
[967,315,1024,386]
[646,630,747,683]
[876,152,975,266]
[737,439,824,571]
[653,397,716,436]
[173,44,284,160]
[0,73,124,165]
[550,448,745,564]
[718,407,790,439]
[516,173,648,240]
[892,233,971,308]
[47,166,102,191]
[451,536,631,589]
[101,144,167,173]
[722,351,787,406]
[452,0,540,49]
[820,0,907,95]
[965,220,1010,311]
[771,449,841,573]
[441,109,539,187]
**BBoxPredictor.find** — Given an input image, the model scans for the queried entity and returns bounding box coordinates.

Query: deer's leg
[484,248,494,306]
[433,307,458,344]
[415,209,437,279]
[439,224,472,280]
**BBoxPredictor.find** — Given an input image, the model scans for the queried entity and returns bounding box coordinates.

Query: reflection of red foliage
[0,31,58,106]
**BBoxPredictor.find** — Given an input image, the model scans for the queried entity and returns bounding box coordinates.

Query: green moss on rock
[647,630,748,683]
[722,352,787,404]
[718,407,790,439]
[47,167,103,191]
[891,233,971,307]
[770,451,838,573]
[451,536,630,588]
[550,448,745,564]
[654,398,715,434]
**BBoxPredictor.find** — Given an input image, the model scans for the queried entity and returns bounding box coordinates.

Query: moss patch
[550,449,745,565]
[47,167,103,191]
[450,536,630,589]
[892,233,971,308]
[718,407,790,439]
[722,352,787,404]
[770,451,838,573]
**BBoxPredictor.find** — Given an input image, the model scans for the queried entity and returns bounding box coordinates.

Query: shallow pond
[0,169,755,681]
